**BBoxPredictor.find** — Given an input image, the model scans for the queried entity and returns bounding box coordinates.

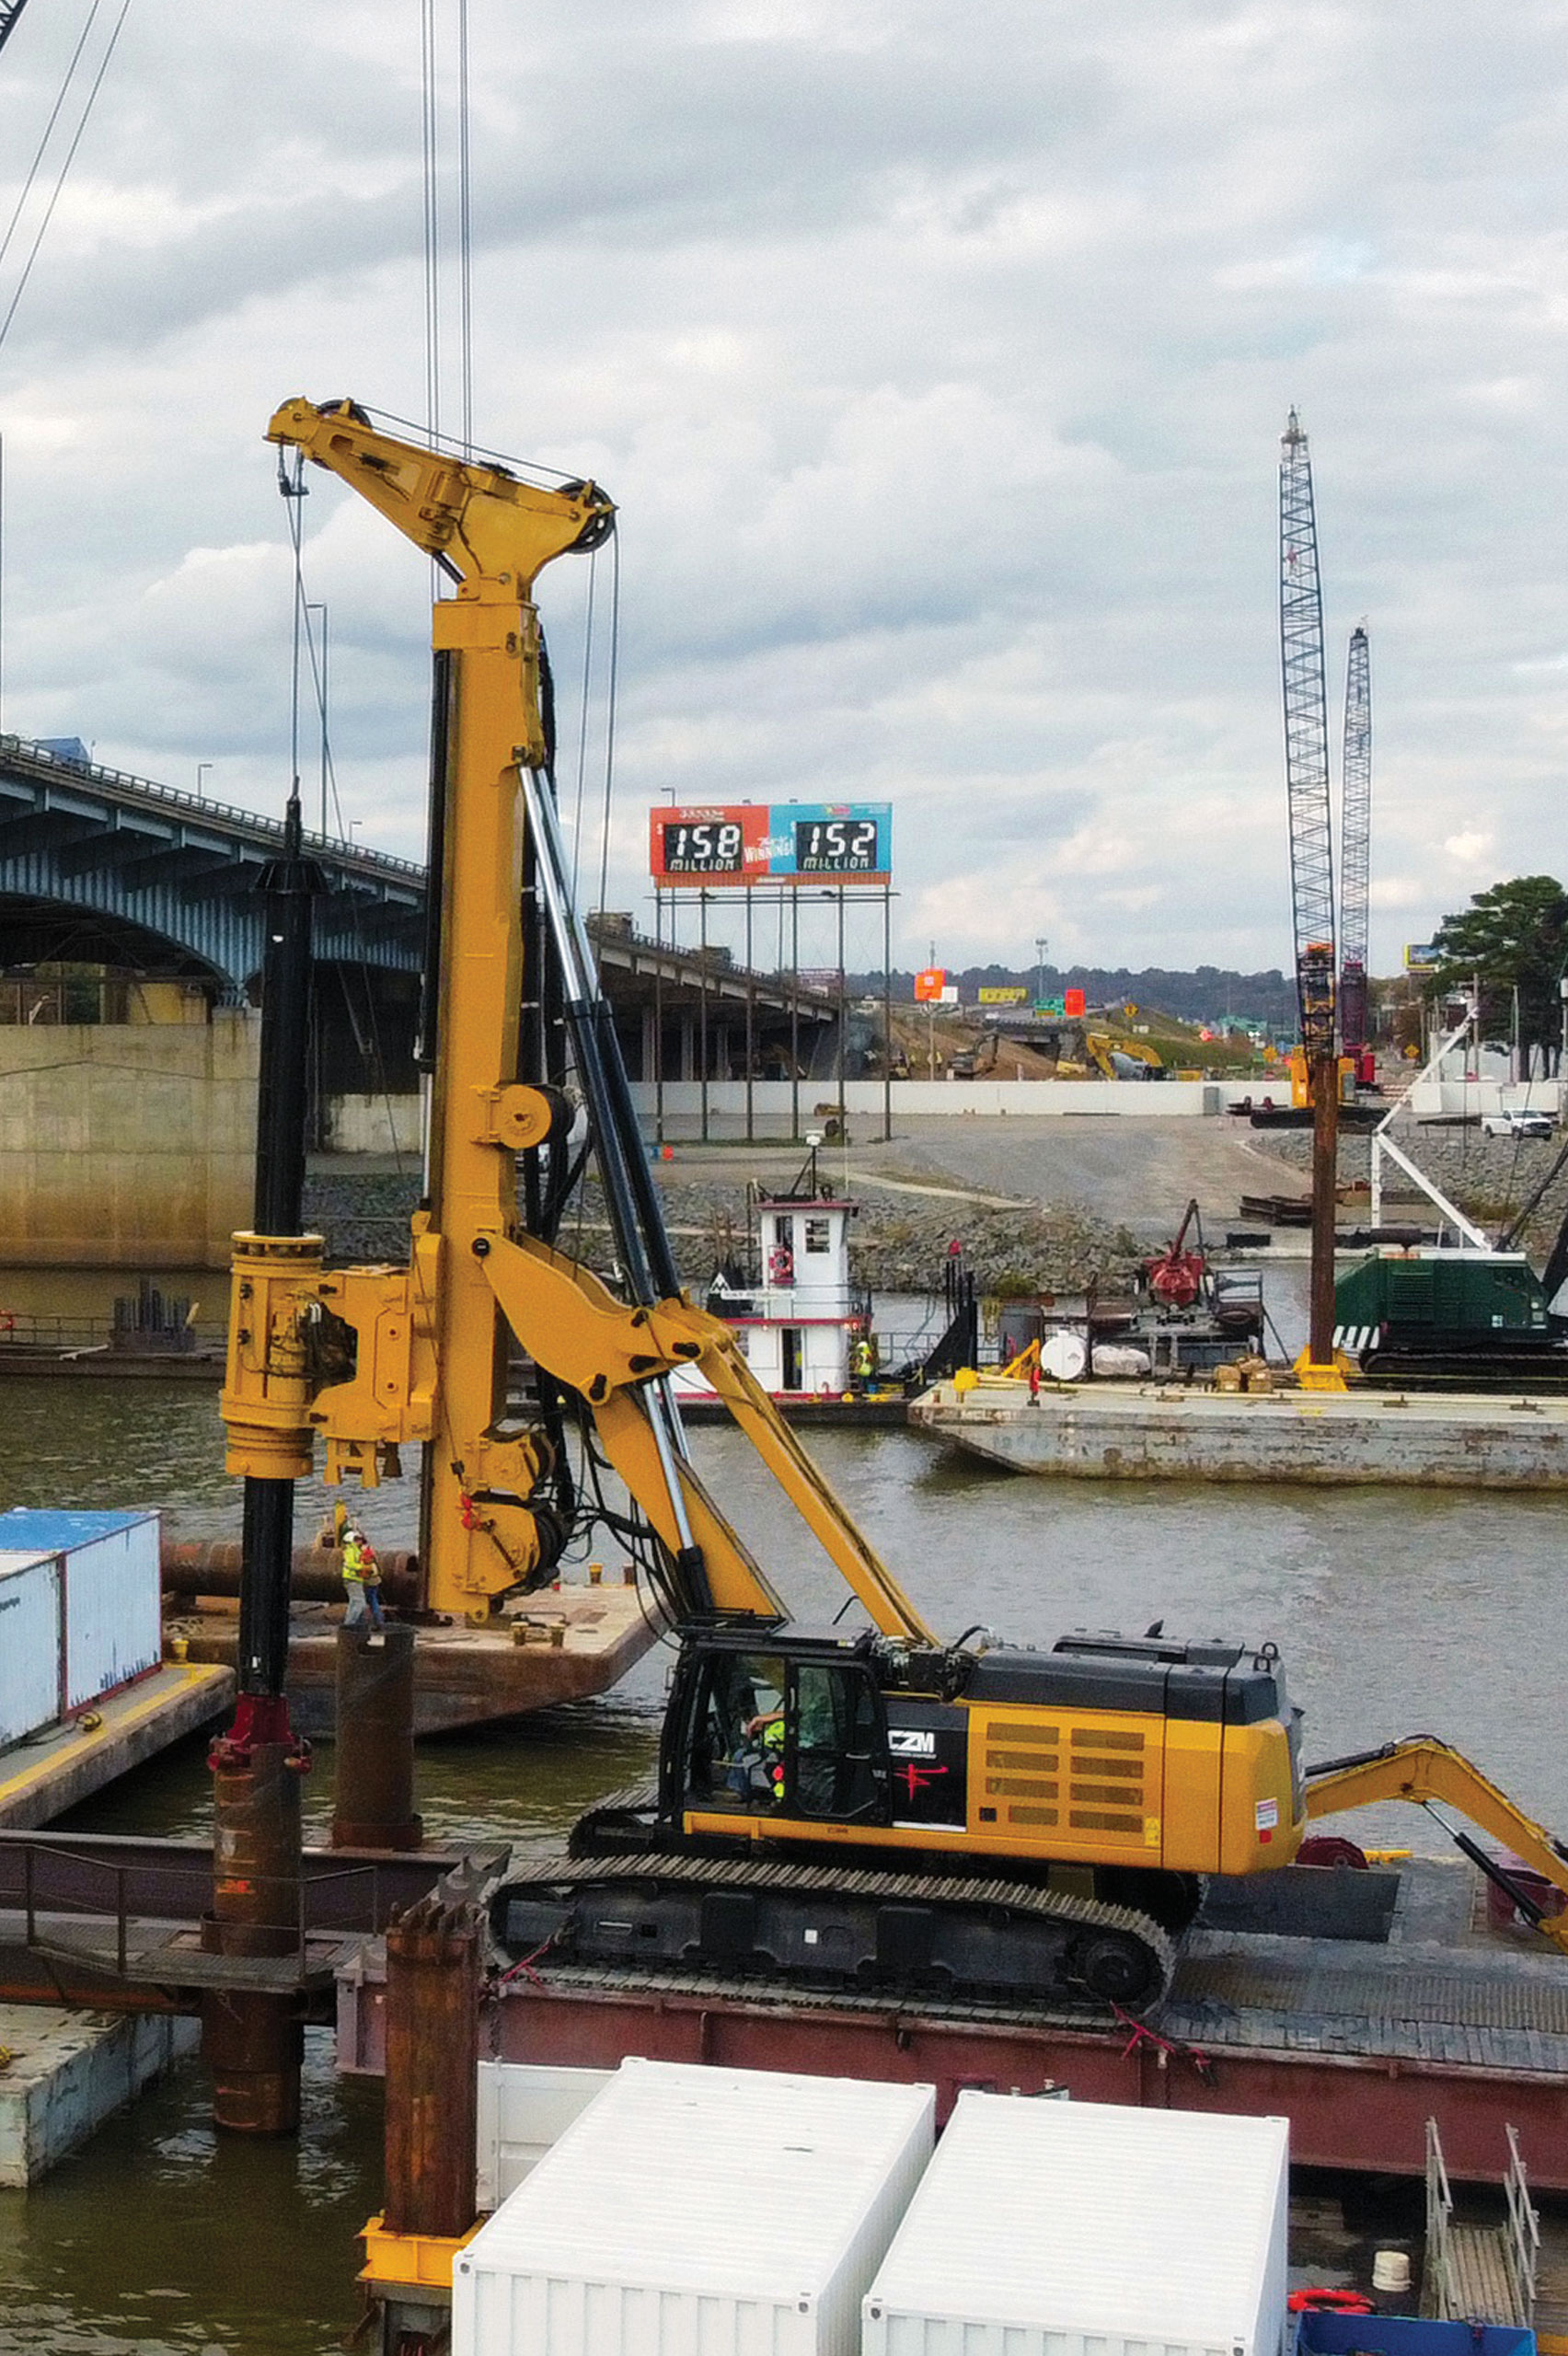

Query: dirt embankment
[303,1169,1142,1298]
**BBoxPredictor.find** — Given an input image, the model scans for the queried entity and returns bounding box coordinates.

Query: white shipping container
[475,2062,614,2211]
[455,2059,936,2356]
[0,1509,161,1711]
[863,2096,1290,2356]
[0,1553,63,1748]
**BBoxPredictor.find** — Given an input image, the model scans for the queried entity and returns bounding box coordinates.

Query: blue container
[1297,2314,1535,2356]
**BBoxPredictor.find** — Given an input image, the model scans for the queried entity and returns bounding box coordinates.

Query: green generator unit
[1333,1248,1554,1369]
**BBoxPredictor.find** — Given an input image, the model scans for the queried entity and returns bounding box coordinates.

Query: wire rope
[594,529,621,918]
[0,0,134,355]
[361,402,588,488]
[569,551,598,895]
[420,0,441,451]
[456,0,472,459]
[0,0,104,285]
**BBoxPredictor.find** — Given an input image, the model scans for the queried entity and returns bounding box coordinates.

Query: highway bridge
[0,733,424,1001]
[0,734,836,1087]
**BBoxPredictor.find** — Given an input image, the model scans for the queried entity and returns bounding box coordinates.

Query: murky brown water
[0,1373,1560,2350]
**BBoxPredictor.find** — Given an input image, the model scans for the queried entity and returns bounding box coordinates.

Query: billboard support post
[836,890,847,1145]
[744,889,755,1146]
[698,888,709,1146]
[882,884,893,1145]
[790,892,801,1143]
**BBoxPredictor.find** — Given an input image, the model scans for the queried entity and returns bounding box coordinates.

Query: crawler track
[490,1846,1176,2012]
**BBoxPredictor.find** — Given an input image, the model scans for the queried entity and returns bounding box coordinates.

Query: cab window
[790,1661,890,1824]
[686,1652,786,1810]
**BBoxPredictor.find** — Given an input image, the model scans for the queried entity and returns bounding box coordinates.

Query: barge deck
[336,1856,1568,2186]
[0,1662,233,1831]
[912,1375,1568,1485]
[165,1578,659,1737]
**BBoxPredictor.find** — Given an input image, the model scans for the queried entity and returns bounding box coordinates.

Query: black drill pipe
[236,790,324,1703]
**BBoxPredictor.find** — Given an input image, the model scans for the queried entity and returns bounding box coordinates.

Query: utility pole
[1279,410,1343,1386]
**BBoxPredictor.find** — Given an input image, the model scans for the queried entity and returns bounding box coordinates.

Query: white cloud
[1,0,1567,973]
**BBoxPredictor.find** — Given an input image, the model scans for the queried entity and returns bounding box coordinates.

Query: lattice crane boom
[1278,409,1336,1057]
[1278,407,1343,1380]
[0,0,35,55]
[1339,621,1372,1071]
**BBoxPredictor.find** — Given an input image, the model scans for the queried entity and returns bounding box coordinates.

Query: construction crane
[1339,622,1373,1087]
[1278,409,1343,1384]
[0,0,34,53]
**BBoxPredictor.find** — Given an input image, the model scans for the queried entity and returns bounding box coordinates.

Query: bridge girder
[0,735,422,999]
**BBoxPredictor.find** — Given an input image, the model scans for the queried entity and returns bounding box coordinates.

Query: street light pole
[1035,934,1048,1006]
[196,763,213,802]
[306,601,329,836]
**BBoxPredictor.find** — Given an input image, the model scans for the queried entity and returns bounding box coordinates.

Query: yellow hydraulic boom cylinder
[1306,1735,1568,1959]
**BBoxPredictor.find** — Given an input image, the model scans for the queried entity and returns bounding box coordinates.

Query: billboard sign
[1064,987,1086,1018]
[914,967,946,1003]
[1404,942,1440,972]
[650,802,893,887]
[977,986,1029,1005]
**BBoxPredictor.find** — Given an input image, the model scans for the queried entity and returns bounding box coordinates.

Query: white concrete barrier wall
[324,1093,422,1156]
[629,1080,1223,1127]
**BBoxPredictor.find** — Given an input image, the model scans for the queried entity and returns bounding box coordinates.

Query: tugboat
[672,1137,896,1421]
[671,1138,978,1425]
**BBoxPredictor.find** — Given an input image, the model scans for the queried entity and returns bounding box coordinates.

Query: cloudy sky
[2,0,1565,978]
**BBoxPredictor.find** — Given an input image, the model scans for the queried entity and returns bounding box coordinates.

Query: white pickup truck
[1482,1107,1555,1138]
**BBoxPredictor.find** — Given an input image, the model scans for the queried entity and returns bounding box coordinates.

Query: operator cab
[668,1625,894,1829]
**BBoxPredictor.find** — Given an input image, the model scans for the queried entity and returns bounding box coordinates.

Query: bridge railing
[0,733,423,883]
[590,912,838,1000]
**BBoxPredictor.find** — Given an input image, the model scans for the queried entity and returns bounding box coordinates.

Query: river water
[0,1373,1560,2351]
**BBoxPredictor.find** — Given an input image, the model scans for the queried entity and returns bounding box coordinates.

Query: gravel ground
[302,1162,1143,1295]
[303,1108,1568,1298]
[1254,1121,1568,1250]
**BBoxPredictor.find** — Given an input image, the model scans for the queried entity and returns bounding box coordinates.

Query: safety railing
[1503,2125,1539,2323]
[0,732,423,880]
[1425,2116,1457,2318]
[11,1840,403,1982]
[0,1311,227,1355]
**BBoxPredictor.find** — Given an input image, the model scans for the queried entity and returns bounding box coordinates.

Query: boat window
[804,1218,831,1253]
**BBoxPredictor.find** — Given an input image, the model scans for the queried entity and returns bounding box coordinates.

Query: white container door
[0,1555,63,1747]
[61,1518,162,1708]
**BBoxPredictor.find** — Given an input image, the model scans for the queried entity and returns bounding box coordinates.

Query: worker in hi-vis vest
[340,1525,385,1630]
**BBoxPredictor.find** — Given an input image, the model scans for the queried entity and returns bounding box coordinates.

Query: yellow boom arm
[1307,1736,1568,1958]
[224,398,935,1646]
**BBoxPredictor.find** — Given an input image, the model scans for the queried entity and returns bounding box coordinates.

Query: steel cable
[0,0,135,355]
